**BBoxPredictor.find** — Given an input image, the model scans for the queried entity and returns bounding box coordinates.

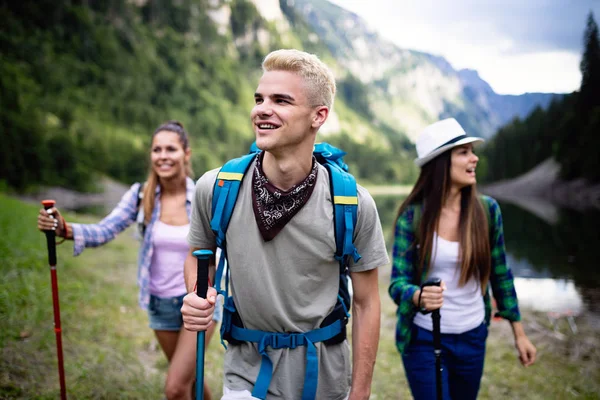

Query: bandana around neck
[251,152,318,241]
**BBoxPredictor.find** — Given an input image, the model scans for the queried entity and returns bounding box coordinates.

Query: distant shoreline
[363,184,413,196]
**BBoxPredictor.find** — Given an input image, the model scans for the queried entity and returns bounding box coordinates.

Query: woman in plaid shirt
[388,118,536,399]
[37,121,219,400]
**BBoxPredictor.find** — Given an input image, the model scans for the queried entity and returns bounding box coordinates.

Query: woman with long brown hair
[389,118,536,399]
[37,121,219,400]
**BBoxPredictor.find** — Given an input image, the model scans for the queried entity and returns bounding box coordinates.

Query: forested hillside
[0,0,418,193]
[479,12,600,184]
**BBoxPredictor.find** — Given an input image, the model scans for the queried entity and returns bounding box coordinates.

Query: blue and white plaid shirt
[71,177,196,309]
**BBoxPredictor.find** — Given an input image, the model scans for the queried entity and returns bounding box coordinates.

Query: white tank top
[413,233,485,334]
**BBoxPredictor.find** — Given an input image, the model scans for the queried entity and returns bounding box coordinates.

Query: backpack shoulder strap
[210,153,258,248]
[135,182,146,237]
[136,182,143,210]
[325,161,361,265]
[314,143,361,266]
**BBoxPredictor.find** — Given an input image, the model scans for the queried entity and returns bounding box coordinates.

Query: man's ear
[311,106,329,129]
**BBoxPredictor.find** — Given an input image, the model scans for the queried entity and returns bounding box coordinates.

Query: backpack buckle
[272,333,301,350]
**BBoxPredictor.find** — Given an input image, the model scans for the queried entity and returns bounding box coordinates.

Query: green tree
[580,11,600,114]
[481,14,600,183]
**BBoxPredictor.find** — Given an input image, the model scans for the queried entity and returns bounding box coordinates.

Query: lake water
[373,194,600,322]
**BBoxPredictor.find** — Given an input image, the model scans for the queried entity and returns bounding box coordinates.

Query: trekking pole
[421,277,442,400]
[41,200,67,400]
[192,249,214,400]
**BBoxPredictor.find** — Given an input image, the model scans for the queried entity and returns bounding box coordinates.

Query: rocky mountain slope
[288,0,559,140]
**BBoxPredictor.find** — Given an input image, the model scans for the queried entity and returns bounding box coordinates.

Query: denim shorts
[148,294,223,331]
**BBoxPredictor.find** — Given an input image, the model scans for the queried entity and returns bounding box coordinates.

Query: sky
[328,0,600,95]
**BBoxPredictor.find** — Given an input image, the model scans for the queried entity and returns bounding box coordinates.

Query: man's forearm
[349,292,381,400]
[184,249,199,292]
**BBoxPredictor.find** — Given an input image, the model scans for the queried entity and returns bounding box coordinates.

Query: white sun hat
[414,118,484,167]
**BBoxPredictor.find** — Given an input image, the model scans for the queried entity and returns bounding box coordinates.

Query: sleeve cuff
[71,223,85,256]
[494,310,521,322]
[404,285,419,309]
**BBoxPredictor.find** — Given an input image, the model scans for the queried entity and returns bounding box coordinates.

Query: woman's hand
[515,334,537,367]
[511,321,536,367]
[413,281,447,312]
[38,207,66,237]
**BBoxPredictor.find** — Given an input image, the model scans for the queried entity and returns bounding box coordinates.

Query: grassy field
[1,194,599,399]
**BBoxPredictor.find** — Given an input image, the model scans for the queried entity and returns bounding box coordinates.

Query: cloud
[328,0,600,94]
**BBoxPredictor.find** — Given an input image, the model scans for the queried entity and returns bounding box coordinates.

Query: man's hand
[181,287,218,332]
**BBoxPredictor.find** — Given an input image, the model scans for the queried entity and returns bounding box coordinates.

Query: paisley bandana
[252,152,318,241]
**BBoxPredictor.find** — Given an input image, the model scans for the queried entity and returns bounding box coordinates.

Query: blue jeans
[402,322,488,400]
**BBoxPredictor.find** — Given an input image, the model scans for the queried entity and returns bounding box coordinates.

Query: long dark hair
[395,149,491,292]
[142,120,193,224]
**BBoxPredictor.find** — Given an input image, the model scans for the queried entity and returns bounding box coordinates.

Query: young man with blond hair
[181,49,388,400]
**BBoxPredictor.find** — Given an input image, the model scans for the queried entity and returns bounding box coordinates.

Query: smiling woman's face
[450,143,479,189]
[150,130,189,182]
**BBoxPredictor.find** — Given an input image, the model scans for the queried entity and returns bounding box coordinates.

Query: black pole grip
[42,200,57,266]
[419,277,442,315]
[422,277,442,288]
[192,250,213,299]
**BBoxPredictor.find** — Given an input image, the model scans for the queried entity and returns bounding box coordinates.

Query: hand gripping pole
[41,200,67,400]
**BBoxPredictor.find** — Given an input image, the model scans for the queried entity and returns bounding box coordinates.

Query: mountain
[0,0,419,192]
[287,0,559,140]
[0,0,559,194]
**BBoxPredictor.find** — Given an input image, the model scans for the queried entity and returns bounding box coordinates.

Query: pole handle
[42,200,57,266]
[422,277,442,288]
[192,250,213,299]
[192,250,212,400]
[419,277,442,315]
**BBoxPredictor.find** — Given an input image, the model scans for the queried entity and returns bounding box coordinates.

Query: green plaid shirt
[388,195,521,354]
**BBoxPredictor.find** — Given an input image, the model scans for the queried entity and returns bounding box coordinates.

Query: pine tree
[579,11,600,113]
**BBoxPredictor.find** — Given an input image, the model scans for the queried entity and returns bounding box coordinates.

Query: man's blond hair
[262,49,336,109]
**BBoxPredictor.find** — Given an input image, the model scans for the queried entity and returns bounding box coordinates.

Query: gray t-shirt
[188,160,389,400]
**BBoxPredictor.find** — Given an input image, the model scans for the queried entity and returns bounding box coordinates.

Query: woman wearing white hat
[388,118,536,399]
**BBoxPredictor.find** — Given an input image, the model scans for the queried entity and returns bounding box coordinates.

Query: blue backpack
[210,142,361,400]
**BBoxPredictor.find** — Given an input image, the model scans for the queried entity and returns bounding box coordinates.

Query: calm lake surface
[373,194,600,322]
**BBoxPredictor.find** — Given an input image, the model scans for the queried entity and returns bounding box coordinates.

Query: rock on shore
[481,158,600,224]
